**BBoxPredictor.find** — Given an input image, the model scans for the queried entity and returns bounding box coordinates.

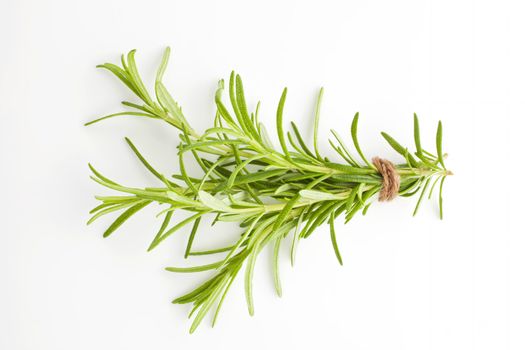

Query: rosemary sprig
[86,48,452,332]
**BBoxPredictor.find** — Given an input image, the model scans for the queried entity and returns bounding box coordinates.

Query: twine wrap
[372,157,400,202]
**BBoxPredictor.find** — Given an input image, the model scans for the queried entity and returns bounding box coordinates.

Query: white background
[1,0,524,349]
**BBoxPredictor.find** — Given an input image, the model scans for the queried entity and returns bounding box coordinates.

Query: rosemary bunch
[87,48,451,332]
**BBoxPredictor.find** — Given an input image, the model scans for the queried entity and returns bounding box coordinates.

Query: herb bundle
[87,48,452,332]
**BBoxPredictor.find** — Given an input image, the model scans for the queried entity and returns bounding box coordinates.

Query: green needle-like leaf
[155,47,170,85]
[413,113,422,154]
[166,260,223,273]
[436,121,446,169]
[276,88,290,160]
[245,243,260,316]
[184,217,201,258]
[412,177,431,216]
[439,176,446,219]
[103,200,151,238]
[148,212,205,251]
[351,113,374,168]
[381,132,418,166]
[313,88,324,160]
[85,111,157,126]
[125,137,165,182]
[329,211,343,265]
[273,236,283,297]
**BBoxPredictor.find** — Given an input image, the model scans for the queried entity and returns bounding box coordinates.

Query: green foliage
[86,48,452,332]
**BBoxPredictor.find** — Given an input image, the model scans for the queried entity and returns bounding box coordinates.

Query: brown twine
[372,157,400,202]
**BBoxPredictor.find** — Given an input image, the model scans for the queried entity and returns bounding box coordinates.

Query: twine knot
[372,157,400,202]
